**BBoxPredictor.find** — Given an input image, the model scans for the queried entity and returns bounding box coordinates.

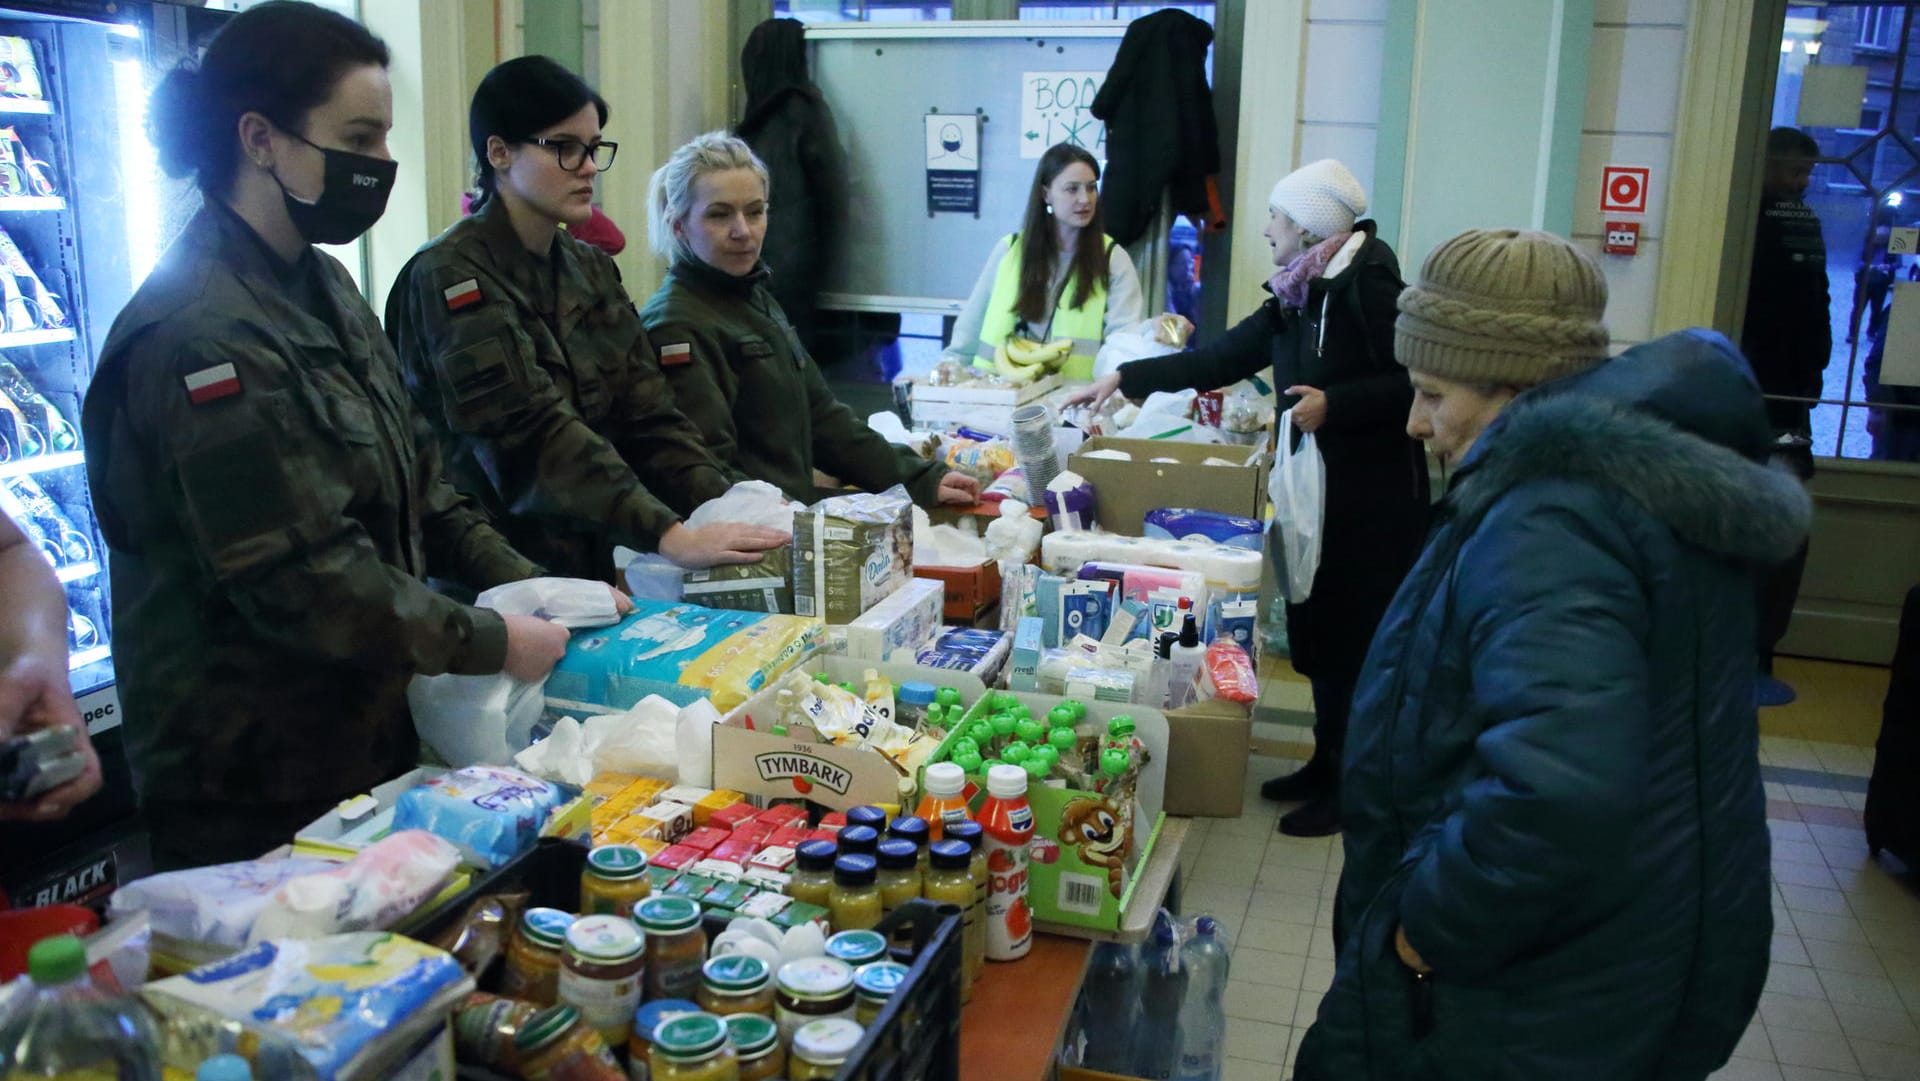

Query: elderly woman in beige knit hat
[1069,158,1430,837]
[1295,229,1806,1080]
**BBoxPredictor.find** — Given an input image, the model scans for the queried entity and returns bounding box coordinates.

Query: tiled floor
[1179,729,1920,1081]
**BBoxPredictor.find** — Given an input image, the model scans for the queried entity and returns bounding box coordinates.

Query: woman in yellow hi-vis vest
[943,144,1143,382]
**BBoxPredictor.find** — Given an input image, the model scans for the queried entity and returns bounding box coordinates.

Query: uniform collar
[670,254,770,298]
[204,197,316,287]
[187,201,372,362]
[473,195,597,335]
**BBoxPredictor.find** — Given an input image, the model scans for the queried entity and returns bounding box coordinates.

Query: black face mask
[271,128,397,246]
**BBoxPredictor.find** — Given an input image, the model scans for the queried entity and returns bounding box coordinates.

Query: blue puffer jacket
[1294,331,1811,1081]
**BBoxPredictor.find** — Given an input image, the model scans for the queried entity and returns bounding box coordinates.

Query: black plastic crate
[400,839,963,1081]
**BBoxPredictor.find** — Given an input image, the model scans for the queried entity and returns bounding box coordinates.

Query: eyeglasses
[527,137,618,173]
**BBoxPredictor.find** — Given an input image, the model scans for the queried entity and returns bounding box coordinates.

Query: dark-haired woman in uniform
[82,1,574,868]
[389,57,786,581]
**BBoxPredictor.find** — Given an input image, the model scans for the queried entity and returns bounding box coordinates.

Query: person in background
[1296,230,1796,1080]
[945,143,1145,382]
[640,131,977,508]
[389,57,785,580]
[735,17,847,361]
[82,1,572,869]
[1068,160,1428,837]
[0,512,101,823]
[1741,126,1827,706]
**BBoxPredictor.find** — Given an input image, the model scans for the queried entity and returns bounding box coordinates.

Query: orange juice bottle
[978,764,1035,961]
[915,762,972,842]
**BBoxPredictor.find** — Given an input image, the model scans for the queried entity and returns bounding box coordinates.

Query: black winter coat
[1088,9,1220,246]
[1296,331,1806,1080]
[1118,224,1429,682]
[736,18,848,338]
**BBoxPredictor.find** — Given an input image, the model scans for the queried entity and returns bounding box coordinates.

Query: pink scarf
[1268,231,1354,310]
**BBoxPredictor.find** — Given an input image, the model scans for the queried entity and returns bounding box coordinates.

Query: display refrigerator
[0,0,231,908]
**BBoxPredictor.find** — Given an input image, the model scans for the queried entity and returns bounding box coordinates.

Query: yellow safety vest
[974,232,1110,382]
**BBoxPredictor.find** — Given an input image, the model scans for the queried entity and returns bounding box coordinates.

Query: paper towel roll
[1040,530,1101,574]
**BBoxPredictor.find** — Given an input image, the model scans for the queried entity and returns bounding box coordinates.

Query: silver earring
[1046,205,1055,215]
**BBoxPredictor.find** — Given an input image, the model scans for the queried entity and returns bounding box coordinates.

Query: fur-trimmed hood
[1450,329,1812,566]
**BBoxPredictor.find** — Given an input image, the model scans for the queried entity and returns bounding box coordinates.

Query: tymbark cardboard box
[1067,437,1267,536]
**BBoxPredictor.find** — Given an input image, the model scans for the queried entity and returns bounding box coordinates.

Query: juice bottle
[914,762,972,842]
[978,764,1035,961]
[923,839,978,1001]
[944,820,988,982]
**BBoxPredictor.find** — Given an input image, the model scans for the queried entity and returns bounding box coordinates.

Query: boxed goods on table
[715,656,987,813]
[543,599,821,712]
[141,932,472,1081]
[914,559,1002,621]
[843,577,946,662]
[792,486,914,624]
[681,553,794,614]
[925,690,1167,934]
[907,370,1060,436]
[292,766,591,868]
[1067,437,1267,536]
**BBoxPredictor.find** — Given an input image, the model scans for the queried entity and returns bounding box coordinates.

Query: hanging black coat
[736,18,848,353]
[1089,9,1221,246]
[1117,223,1429,683]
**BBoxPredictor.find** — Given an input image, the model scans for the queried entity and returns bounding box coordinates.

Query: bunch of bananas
[992,336,1073,385]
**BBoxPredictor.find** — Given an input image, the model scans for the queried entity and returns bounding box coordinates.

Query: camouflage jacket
[387,199,736,580]
[83,202,538,807]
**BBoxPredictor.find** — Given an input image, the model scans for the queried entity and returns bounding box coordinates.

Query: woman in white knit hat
[1069,158,1430,837]
[1296,229,1800,1080]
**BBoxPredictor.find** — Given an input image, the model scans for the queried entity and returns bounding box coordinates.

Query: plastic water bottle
[1174,916,1232,1081]
[0,934,162,1080]
[1133,909,1188,1081]
[1078,940,1141,1072]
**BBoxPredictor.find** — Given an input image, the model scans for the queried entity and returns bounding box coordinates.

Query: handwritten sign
[1020,71,1106,160]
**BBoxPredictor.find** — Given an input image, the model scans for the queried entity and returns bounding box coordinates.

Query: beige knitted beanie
[1395,229,1610,387]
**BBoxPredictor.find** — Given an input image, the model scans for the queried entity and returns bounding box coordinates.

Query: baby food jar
[829,854,882,932]
[636,895,707,1003]
[696,954,774,1017]
[560,914,646,1047]
[502,907,576,1006]
[853,961,911,1028]
[647,1011,739,1081]
[627,999,702,1081]
[885,815,930,873]
[453,992,538,1075]
[725,1013,786,1081]
[581,843,652,917]
[787,840,837,909]
[774,956,856,1042]
[823,929,888,970]
[844,805,888,833]
[835,824,880,858]
[875,839,923,946]
[512,1004,626,1081]
[789,1018,866,1081]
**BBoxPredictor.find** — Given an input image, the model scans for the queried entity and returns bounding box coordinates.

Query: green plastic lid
[826,929,888,966]
[725,1013,779,1057]
[702,953,771,993]
[853,960,910,1000]
[1049,726,1077,751]
[935,686,962,707]
[514,1005,584,1055]
[1109,715,1136,738]
[586,843,649,880]
[635,894,702,933]
[653,1012,729,1059]
[26,935,85,986]
[520,907,575,949]
[1047,704,1075,726]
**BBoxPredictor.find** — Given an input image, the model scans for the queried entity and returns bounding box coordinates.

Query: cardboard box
[913,560,1002,621]
[908,373,1059,436]
[1161,698,1253,818]
[714,656,988,813]
[1067,438,1267,536]
[927,689,1167,933]
[844,577,946,662]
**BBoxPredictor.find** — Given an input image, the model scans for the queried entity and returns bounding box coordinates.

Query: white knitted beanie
[1268,160,1369,242]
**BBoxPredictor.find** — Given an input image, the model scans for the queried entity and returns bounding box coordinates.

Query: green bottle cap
[1002,741,1031,764]
[956,752,984,773]
[1101,747,1130,777]
[924,704,945,727]
[1024,759,1052,781]
[26,935,85,986]
[1067,699,1089,721]
[1048,726,1077,752]
[937,686,963,707]
[1108,715,1136,739]
[1047,704,1075,727]
[1012,703,1032,721]
[1034,745,1060,768]
[990,712,1017,738]
[1015,718,1045,744]
[815,672,832,683]
[952,737,979,757]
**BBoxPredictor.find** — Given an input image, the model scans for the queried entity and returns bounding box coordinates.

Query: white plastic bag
[248,831,461,944]
[1269,407,1325,603]
[688,480,801,531]
[1093,318,1184,380]
[514,695,687,785]
[675,698,724,789]
[475,577,621,629]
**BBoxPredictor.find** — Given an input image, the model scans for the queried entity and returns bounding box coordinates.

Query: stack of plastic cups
[1010,404,1061,506]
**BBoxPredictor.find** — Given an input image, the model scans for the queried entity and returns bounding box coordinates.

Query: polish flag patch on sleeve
[183,362,241,405]
[443,278,482,311]
[659,342,692,366]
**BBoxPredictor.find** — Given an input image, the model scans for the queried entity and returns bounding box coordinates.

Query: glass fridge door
[0,0,225,909]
